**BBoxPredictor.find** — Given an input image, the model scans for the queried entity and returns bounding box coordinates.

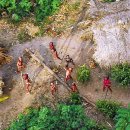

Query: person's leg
[108,87,112,93]
[26,84,29,93]
[55,51,61,60]
[103,86,106,92]
[51,89,54,95]
[17,66,21,73]
[65,75,70,82]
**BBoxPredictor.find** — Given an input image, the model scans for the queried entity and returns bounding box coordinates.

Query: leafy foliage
[0,0,62,22]
[103,0,116,2]
[17,29,31,43]
[115,104,130,130]
[77,64,90,83]
[96,100,121,119]
[8,104,108,130]
[69,92,82,105]
[111,63,130,87]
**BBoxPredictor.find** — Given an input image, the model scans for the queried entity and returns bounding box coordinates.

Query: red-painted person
[49,42,61,60]
[17,57,25,73]
[103,76,112,93]
[50,82,57,95]
[64,67,73,82]
[71,82,78,92]
[22,74,31,93]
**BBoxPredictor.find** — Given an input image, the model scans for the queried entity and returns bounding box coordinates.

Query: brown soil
[0,1,130,129]
[0,34,129,129]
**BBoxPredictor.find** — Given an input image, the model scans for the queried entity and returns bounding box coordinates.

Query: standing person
[17,57,25,73]
[49,42,61,60]
[50,82,57,95]
[71,82,78,92]
[22,74,31,93]
[65,55,75,68]
[64,67,73,82]
[103,76,112,93]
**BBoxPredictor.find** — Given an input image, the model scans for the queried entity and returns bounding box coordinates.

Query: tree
[8,104,107,130]
[115,104,130,130]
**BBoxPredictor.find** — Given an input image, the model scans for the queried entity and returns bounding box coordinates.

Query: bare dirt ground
[0,34,130,129]
[0,0,130,129]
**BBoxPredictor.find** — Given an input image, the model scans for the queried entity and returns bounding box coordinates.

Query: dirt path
[0,34,130,129]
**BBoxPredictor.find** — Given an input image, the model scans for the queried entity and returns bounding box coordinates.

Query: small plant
[69,92,82,105]
[96,100,121,119]
[77,64,90,83]
[111,63,130,87]
[115,104,130,130]
[17,29,31,43]
[103,0,116,2]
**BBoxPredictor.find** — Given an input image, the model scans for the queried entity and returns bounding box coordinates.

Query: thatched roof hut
[0,47,12,66]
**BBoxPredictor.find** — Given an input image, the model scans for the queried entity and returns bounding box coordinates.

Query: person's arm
[71,59,75,65]
[17,62,19,67]
[64,67,67,71]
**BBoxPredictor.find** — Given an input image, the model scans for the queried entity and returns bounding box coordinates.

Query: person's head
[72,82,76,86]
[66,55,69,58]
[18,57,22,61]
[22,74,28,80]
[50,82,54,86]
[69,67,73,71]
[50,42,53,45]
[104,76,109,80]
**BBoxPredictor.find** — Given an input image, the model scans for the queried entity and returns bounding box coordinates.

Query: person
[103,76,112,93]
[65,55,75,68]
[71,82,78,92]
[50,82,57,95]
[22,74,31,93]
[49,42,61,60]
[17,57,25,73]
[64,67,73,82]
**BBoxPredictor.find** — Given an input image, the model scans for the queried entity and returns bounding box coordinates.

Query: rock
[90,0,130,67]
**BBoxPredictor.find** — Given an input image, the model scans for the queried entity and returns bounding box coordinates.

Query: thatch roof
[0,47,12,66]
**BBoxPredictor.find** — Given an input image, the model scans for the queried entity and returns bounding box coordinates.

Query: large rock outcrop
[90,0,130,67]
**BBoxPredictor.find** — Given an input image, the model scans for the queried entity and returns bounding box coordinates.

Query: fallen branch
[25,48,96,107]
[25,48,70,92]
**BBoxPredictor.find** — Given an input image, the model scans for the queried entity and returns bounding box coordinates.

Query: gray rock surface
[90,0,130,67]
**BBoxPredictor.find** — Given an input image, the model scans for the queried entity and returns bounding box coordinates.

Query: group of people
[16,42,112,95]
[17,57,31,93]
[49,42,78,95]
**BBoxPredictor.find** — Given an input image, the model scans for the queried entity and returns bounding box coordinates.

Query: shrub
[17,29,31,43]
[77,64,90,83]
[96,100,121,119]
[8,104,108,130]
[115,104,130,130]
[100,0,116,2]
[69,92,82,105]
[111,63,130,87]
[0,0,62,22]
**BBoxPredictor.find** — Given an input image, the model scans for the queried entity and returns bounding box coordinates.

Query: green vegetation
[96,100,121,119]
[8,104,107,130]
[77,64,90,83]
[17,29,31,43]
[111,63,130,87]
[69,92,82,105]
[0,0,62,22]
[102,0,116,2]
[115,104,130,130]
